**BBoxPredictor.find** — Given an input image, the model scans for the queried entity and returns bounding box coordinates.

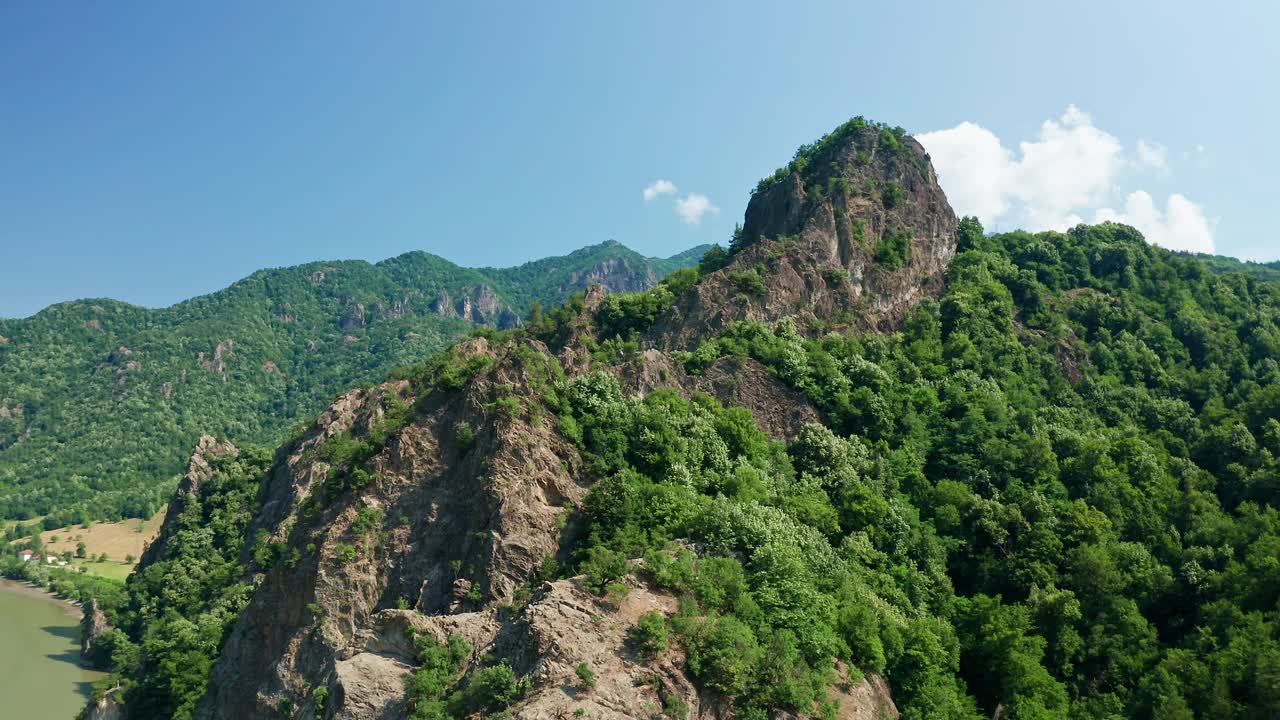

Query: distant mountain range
[1188,252,1280,283]
[0,240,709,524]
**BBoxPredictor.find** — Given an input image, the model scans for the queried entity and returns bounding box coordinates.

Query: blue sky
[2,1,1276,318]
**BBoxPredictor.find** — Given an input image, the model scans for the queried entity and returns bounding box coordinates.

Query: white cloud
[643,179,677,202]
[1135,139,1168,174]
[918,105,1122,231]
[918,106,1214,253]
[674,193,719,225]
[1094,191,1215,254]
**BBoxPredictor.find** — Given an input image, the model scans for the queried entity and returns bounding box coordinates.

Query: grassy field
[19,511,166,581]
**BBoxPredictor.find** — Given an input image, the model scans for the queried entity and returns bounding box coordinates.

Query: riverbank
[0,577,84,620]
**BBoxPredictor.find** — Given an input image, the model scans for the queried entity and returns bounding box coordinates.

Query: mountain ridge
[0,241,707,525]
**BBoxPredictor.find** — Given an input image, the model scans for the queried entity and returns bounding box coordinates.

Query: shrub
[823,267,850,285]
[580,546,630,594]
[873,228,913,269]
[406,633,471,719]
[313,686,330,715]
[575,661,597,690]
[351,506,383,536]
[728,267,767,296]
[335,543,357,564]
[881,181,904,208]
[630,611,670,657]
[447,662,523,716]
[683,615,763,697]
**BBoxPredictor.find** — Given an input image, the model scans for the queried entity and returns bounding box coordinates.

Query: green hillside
[0,242,703,525]
[1190,252,1280,283]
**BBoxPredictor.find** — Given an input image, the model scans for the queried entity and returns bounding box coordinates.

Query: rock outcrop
[81,597,113,669]
[654,122,956,347]
[560,255,659,296]
[193,338,591,719]
[431,285,521,329]
[139,434,239,567]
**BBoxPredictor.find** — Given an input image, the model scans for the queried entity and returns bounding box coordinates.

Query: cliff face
[654,123,956,347]
[560,256,659,296]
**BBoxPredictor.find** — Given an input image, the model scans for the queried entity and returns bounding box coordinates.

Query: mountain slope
[0,242,702,525]
[78,115,1280,720]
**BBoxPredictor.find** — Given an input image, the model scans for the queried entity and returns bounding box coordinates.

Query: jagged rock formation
[139,434,240,567]
[430,285,521,329]
[81,597,112,668]
[654,123,956,347]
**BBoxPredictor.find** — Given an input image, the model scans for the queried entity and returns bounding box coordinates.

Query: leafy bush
[881,181,904,208]
[447,662,524,716]
[575,661,597,690]
[728,267,767,296]
[406,633,471,720]
[873,228,913,269]
[630,611,670,657]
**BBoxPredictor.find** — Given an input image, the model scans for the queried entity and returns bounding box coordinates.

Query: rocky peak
[653,118,957,346]
[139,434,239,567]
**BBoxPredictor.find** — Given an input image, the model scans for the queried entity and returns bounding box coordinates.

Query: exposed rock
[199,340,235,375]
[654,126,956,347]
[335,577,897,720]
[81,598,113,669]
[0,401,22,419]
[431,285,522,329]
[140,435,239,567]
[0,335,9,344]
[561,256,659,296]
[85,318,102,332]
[333,651,415,720]
[342,303,367,331]
[615,351,821,440]
[262,361,280,374]
[107,346,134,365]
[379,297,411,321]
[430,290,458,319]
[83,691,125,720]
[196,339,589,719]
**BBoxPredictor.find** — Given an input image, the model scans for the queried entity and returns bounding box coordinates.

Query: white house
[18,549,33,562]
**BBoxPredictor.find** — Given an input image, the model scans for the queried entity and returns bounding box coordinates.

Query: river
[0,579,105,719]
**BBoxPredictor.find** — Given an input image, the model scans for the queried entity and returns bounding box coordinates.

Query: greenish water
[0,580,104,719]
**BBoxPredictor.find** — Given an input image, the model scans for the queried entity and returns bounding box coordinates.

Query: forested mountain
[0,241,705,525]
[69,117,1280,720]
[1190,253,1280,283]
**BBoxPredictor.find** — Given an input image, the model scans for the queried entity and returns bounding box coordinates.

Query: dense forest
[1189,253,1280,284]
[0,241,702,527]
[557,221,1280,718]
[85,217,1280,719]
